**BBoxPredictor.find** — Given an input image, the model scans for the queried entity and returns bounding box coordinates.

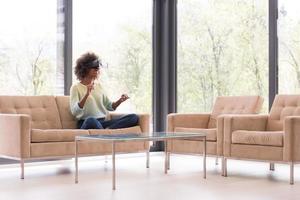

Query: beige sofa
[0,96,149,179]
[223,95,300,184]
[167,96,263,163]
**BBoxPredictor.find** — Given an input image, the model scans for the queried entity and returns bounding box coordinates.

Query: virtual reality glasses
[85,59,103,69]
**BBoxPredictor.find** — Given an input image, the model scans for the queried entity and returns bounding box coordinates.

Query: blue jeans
[77,114,139,129]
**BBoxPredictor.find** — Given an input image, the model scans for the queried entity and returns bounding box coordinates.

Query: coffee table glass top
[76,132,206,141]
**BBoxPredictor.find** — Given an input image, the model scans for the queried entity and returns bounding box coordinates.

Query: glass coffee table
[74,132,207,190]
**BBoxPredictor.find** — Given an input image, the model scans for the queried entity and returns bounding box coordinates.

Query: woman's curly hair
[74,52,99,80]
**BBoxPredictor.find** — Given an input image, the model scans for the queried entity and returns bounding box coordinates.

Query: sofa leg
[146,150,150,168]
[290,162,294,185]
[20,159,24,179]
[215,157,219,165]
[223,158,227,177]
[221,157,224,176]
[269,163,275,171]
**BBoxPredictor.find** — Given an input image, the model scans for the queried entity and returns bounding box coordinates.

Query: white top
[69,82,114,120]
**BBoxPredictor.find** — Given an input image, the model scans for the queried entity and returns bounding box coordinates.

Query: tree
[101,25,152,113]
[177,0,268,112]
[13,40,54,95]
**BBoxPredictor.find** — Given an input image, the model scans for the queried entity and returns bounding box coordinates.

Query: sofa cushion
[88,126,142,135]
[174,127,216,141]
[0,96,62,129]
[232,130,284,147]
[208,96,263,128]
[55,96,77,129]
[31,129,89,143]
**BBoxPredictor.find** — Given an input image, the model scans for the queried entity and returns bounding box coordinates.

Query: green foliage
[178,0,269,113]
[278,3,300,94]
[1,0,299,116]
[100,24,152,114]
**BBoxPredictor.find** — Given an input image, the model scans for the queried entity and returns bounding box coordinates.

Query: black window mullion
[269,0,278,110]
[152,0,177,151]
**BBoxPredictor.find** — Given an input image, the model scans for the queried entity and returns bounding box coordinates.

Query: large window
[0,0,62,95]
[278,0,300,94]
[73,0,152,114]
[177,0,269,113]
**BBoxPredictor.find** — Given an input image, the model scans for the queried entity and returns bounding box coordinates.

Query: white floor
[0,153,299,200]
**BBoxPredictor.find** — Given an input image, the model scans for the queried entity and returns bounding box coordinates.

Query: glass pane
[278,0,300,94]
[0,0,62,95]
[73,0,152,115]
[177,0,269,113]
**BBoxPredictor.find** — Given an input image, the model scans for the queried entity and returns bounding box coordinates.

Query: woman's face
[87,67,100,80]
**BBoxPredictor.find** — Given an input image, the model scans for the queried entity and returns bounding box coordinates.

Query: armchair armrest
[167,113,211,132]
[216,115,228,156]
[0,114,31,159]
[108,112,150,134]
[223,114,269,157]
[284,116,300,161]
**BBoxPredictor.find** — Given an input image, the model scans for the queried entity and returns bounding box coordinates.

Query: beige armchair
[167,96,263,164]
[222,95,300,184]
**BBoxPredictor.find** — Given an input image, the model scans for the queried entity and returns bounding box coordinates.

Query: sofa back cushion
[55,96,77,129]
[208,96,263,128]
[0,96,62,129]
[267,95,300,131]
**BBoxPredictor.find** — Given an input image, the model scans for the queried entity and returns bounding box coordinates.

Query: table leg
[20,159,24,179]
[146,149,150,168]
[75,140,78,184]
[164,140,168,174]
[203,137,206,179]
[112,141,116,190]
[167,152,170,170]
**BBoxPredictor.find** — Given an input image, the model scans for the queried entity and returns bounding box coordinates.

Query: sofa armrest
[137,113,150,134]
[0,114,31,159]
[167,113,211,132]
[223,114,269,157]
[108,112,150,135]
[284,116,300,161]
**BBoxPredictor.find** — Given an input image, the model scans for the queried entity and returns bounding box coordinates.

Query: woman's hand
[85,82,94,96]
[112,94,130,110]
[78,82,94,109]
[119,94,129,103]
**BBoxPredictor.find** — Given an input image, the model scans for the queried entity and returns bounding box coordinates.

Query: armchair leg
[290,162,294,185]
[215,157,219,165]
[269,163,275,171]
[20,159,24,179]
[222,157,227,177]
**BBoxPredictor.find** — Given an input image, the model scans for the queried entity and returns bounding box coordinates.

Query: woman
[70,52,138,129]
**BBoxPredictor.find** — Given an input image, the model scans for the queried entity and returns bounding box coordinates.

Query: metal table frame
[75,133,206,190]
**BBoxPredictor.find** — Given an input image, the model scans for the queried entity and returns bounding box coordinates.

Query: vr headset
[85,59,103,69]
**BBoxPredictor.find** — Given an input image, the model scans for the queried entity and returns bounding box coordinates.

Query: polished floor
[0,153,299,200]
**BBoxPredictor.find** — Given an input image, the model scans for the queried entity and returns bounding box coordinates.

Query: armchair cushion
[232,130,283,147]
[167,113,211,131]
[208,96,263,128]
[267,95,300,131]
[174,127,216,141]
